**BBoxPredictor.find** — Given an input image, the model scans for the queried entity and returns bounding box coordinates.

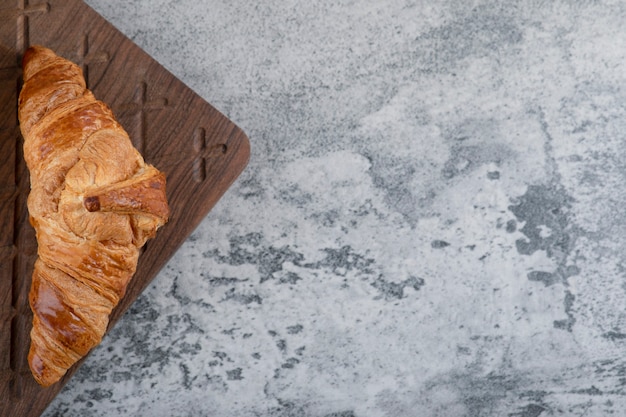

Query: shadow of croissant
[1,39,23,126]
[0,39,40,402]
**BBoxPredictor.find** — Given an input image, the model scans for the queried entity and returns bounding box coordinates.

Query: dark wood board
[0,0,250,415]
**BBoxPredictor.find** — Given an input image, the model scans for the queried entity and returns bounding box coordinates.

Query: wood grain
[0,0,250,415]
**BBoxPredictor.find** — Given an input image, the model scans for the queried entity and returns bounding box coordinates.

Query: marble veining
[42,1,626,416]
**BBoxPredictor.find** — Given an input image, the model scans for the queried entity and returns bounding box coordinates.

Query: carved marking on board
[0,188,18,246]
[192,127,228,183]
[75,33,109,88]
[119,82,169,155]
[7,100,35,398]
[0,0,50,60]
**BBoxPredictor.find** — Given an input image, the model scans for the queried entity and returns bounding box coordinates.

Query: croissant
[18,46,170,387]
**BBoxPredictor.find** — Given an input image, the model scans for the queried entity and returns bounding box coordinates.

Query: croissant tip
[28,350,60,387]
[22,45,47,63]
[21,45,58,80]
[84,196,101,212]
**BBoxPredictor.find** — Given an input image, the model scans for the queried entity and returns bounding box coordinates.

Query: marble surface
[42,1,626,416]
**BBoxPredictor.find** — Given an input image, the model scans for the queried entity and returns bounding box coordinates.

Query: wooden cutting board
[0,0,250,415]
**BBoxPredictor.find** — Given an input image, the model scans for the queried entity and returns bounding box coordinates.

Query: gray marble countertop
[43,1,626,416]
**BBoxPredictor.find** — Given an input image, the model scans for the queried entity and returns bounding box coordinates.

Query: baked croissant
[18,46,169,387]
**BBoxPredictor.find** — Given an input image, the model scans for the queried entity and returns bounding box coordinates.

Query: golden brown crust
[18,45,170,387]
